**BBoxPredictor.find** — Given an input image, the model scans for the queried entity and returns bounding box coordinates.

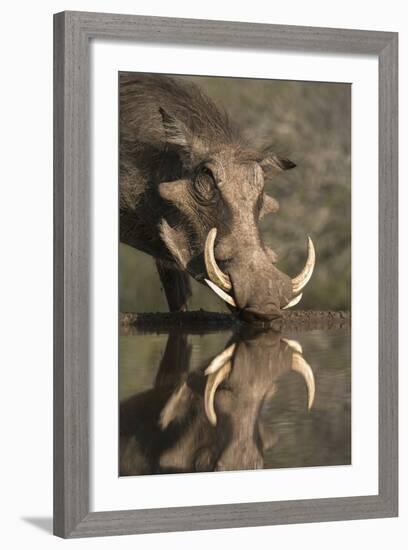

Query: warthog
[120,329,315,475]
[120,74,315,321]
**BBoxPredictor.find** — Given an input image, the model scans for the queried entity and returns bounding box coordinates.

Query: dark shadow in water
[21,517,53,534]
[120,326,351,476]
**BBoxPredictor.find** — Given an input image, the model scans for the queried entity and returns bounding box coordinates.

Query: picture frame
[53,10,398,538]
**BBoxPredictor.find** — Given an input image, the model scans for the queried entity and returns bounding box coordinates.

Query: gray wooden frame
[53,11,398,538]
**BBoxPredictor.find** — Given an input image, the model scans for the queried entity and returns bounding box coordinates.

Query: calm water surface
[119,327,351,475]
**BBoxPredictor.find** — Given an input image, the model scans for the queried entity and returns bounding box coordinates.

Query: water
[119,326,351,476]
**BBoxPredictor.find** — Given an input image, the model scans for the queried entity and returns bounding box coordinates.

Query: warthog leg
[156,260,192,312]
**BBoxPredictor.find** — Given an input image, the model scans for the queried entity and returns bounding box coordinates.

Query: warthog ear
[259,151,296,174]
[159,107,194,151]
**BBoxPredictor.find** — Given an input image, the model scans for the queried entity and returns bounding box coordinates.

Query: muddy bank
[121,310,351,333]
[273,310,350,331]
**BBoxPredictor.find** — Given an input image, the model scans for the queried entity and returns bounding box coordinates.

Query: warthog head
[157,103,315,322]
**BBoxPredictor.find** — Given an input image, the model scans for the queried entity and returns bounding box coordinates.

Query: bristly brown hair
[120,73,242,153]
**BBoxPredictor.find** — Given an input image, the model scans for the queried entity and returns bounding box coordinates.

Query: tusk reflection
[205,343,236,375]
[292,352,316,410]
[204,361,232,426]
[282,338,303,355]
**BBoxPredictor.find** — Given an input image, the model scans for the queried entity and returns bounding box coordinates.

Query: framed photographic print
[53,11,398,538]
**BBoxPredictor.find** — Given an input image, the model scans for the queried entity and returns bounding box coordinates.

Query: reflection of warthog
[120,75,315,322]
[120,329,314,475]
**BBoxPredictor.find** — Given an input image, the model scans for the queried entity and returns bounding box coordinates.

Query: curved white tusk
[204,228,232,291]
[283,293,303,310]
[292,236,316,294]
[282,338,303,355]
[292,353,316,410]
[205,343,236,375]
[205,278,237,308]
[204,361,232,426]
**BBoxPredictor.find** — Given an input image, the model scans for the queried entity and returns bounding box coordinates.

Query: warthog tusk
[283,293,303,310]
[204,361,232,426]
[292,353,315,410]
[205,278,237,308]
[205,343,236,375]
[292,236,316,294]
[204,228,232,291]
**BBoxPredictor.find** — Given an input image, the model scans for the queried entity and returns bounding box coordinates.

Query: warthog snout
[204,228,316,322]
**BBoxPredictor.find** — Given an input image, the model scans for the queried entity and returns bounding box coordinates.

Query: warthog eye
[201,166,214,179]
[193,166,218,204]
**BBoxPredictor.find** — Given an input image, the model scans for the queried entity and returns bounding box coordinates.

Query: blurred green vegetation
[120,76,351,312]
[119,330,232,402]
